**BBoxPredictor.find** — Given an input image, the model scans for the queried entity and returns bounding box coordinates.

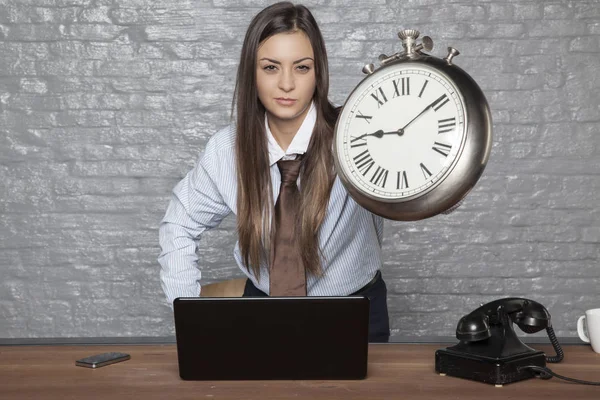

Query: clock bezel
[333,55,492,221]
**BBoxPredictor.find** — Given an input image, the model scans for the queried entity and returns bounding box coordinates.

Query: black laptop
[173,296,370,380]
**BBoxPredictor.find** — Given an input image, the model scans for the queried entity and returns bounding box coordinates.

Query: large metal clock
[334,30,492,221]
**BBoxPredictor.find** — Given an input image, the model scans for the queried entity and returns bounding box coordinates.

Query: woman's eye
[263,65,277,71]
[297,65,311,72]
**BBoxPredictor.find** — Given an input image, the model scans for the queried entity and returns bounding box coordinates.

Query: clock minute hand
[399,94,448,132]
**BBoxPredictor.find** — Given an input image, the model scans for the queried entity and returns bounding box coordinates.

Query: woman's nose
[278,70,295,92]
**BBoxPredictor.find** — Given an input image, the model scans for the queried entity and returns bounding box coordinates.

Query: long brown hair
[233,2,338,278]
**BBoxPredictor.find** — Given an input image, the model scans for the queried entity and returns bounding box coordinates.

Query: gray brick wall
[1,0,598,340]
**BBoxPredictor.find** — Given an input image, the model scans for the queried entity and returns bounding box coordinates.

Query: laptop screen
[173,296,370,380]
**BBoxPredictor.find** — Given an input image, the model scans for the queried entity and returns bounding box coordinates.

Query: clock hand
[353,95,448,143]
[399,94,448,132]
[398,105,432,132]
[353,129,404,142]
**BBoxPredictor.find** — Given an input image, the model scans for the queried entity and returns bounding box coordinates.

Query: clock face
[336,62,467,201]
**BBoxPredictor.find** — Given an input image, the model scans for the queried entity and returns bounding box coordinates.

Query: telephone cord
[519,365,600,386]
[545,326,564,363]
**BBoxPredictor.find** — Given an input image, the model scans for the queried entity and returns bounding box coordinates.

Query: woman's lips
[275,98,297,106]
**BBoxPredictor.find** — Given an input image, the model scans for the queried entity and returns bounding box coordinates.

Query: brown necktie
[269,157,306,296]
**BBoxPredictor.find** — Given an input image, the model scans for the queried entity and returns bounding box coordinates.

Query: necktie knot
[277,158,302,185]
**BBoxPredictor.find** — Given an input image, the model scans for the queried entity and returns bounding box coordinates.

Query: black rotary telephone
[435,298,564,385]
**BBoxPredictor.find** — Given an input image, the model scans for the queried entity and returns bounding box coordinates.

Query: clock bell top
[363,29,461,76]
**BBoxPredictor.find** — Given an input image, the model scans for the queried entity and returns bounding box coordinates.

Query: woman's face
[256,30,316,129]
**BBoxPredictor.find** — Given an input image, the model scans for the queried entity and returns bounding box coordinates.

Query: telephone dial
[435,297,564,385]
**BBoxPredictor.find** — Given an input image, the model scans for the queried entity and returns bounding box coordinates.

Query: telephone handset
[456,297,563,362]
[435,297,564,385]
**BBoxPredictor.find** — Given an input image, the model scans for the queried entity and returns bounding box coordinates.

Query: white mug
[577,308,600,354]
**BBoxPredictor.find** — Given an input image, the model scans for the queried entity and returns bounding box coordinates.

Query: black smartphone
[75,352,131,368]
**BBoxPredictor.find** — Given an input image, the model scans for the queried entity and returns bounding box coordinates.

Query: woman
[158,2,390,342]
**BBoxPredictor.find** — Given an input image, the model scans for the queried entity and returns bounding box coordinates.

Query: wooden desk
[1,344,598,399]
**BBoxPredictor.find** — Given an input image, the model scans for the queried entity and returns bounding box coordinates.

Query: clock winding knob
[421,36,434,52]
[397,29,429,56]
[398,29,420,41]
[444,47,460,64]
[362,63,375,75]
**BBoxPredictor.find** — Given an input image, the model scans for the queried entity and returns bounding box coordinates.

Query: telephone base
[435,348,546,385]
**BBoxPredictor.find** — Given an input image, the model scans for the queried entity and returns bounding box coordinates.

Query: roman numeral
[392,77,410,97]
[350,136,367,148]
[397,170,408,189]
[353,149,375,176]
[418,80,429,98]
[370,166,389,188]
[431,94,449,111]
[432,141,452,157]
[355,110,372,124]
[420,163,432,179]
[438,117,456,134]
[370,87,388,108]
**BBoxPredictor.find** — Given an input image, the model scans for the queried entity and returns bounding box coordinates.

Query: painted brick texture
[0,0,598,340]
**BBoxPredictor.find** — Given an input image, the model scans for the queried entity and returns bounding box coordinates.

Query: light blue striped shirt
[158,106,384,306]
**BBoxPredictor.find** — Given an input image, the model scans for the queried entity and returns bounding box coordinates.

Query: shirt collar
[265,102,316,166]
